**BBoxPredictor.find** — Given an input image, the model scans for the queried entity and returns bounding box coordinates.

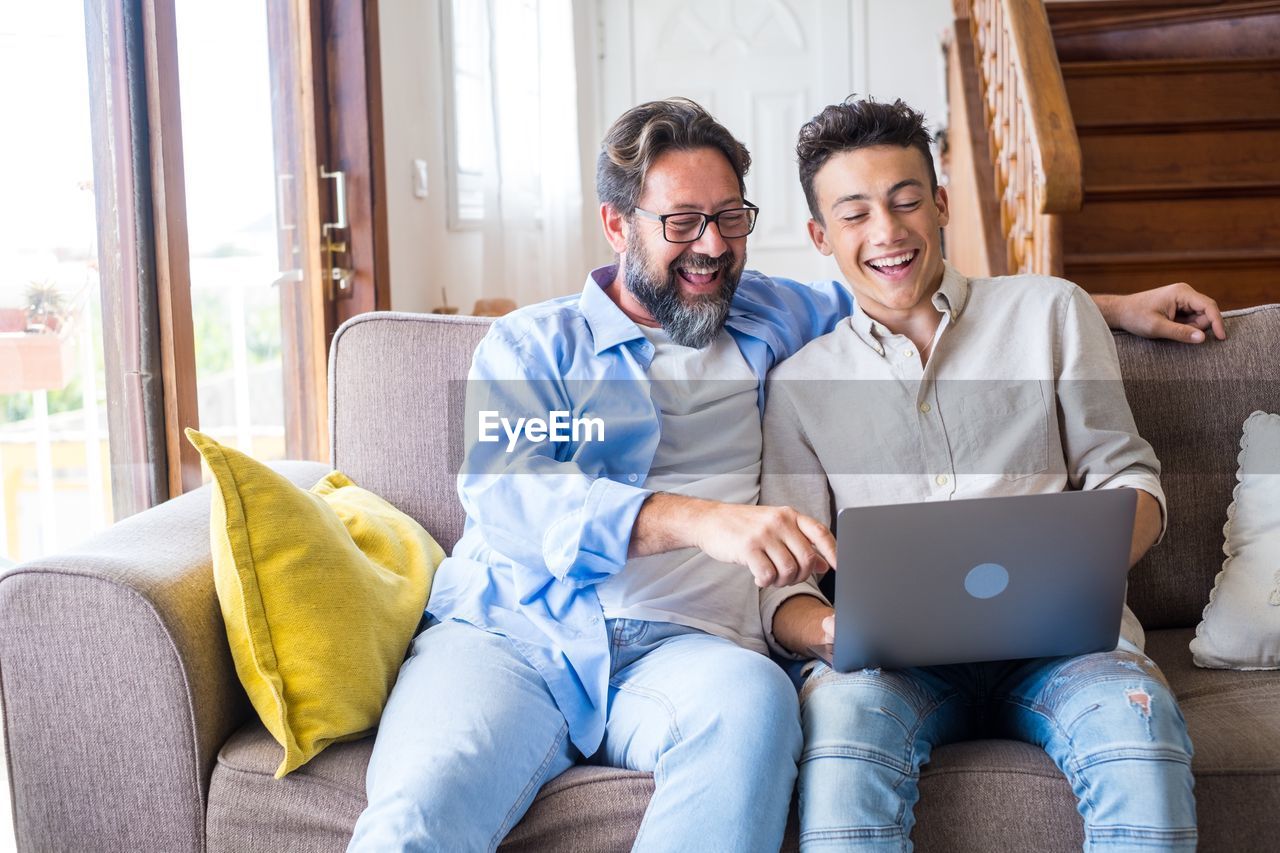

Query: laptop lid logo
[964,563,1009,599]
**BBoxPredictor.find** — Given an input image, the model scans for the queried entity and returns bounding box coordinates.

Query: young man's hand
[772,596,835,656]
[1095,283,1227,344]
[630,494,835,588]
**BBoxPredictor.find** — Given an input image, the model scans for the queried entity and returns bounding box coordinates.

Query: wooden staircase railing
[966,0,1083,276]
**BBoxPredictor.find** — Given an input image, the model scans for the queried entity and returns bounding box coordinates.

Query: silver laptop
[817,489,1136,672]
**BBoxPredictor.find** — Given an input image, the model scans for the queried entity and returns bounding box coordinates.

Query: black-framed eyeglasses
[632,201,759,244]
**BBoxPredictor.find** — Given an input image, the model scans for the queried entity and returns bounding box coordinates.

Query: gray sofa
[3,304,1280,852]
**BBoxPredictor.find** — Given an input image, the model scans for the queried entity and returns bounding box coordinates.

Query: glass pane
[174,0,287,464]
[0,5,114,566]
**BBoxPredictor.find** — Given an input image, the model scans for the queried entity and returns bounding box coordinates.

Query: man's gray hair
[596,98,752,214]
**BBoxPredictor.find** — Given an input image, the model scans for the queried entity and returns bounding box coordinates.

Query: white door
[598,0,867,283]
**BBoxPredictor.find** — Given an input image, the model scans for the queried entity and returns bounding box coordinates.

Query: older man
[348,98,1222,852]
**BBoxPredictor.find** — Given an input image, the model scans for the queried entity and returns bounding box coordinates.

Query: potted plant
[24,280,65,333]
[0,281,77,394]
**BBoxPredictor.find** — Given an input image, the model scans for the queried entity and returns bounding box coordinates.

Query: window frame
[439,0,487,230]
[83,0,390,510]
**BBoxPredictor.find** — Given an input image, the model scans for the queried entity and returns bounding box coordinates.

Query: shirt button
[628,473,639,483]
[936,474,949,486]
[903,349,916,359]
[919,402,932,414]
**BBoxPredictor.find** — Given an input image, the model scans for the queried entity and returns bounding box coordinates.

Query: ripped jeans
[798,651,1197,852]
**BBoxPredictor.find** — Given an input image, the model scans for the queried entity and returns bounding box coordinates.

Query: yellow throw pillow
[185,429,443,778]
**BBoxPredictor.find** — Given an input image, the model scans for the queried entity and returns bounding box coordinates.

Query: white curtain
[479,0,586,308]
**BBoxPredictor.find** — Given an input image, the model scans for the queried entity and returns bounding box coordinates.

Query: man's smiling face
[612,146,748,347]
[806,144,949,323]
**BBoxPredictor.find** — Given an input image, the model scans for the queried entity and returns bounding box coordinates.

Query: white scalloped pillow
[1191,411,1280,669]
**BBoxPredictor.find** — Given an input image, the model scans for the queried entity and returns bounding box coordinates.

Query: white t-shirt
[595,325,768,652]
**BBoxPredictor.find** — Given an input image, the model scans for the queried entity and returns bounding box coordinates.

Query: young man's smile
[864,247,920,282]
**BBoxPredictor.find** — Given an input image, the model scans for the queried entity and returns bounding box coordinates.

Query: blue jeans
[798,651,1196,852]
[349,618,802,852]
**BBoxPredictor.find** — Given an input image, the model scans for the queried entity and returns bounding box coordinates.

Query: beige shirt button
[903,349,916,359]
[919,402,932,414]
[935,474,949,486]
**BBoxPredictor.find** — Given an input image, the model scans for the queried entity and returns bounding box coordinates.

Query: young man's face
[806,144,949,321]
[608,146,749,347]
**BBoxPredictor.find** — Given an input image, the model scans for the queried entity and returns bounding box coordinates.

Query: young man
[350,98,1217,852]
[763,97,1198,851]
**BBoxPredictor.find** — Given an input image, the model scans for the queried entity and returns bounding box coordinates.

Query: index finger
[795,514,837,570]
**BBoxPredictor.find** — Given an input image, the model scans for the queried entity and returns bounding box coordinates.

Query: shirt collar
[932,261,970,322]
[581,265,647,355]
[847,260,970,350]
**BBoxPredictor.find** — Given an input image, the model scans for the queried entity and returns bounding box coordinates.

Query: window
[0,5,112,564]
[0,0,383,566]
[175,0,288,462]
[444,0,492,224]
[443,0,566,228]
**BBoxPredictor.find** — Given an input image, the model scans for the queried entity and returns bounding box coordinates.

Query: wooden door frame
[318,0,391,340]
[140,0,203,496]
[103,0,388,497]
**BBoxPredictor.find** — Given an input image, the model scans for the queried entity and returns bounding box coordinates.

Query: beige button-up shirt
[759,263,1164,655]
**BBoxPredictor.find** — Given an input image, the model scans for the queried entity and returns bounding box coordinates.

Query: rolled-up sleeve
[1056,285,1167,539]
[458,327,651,586]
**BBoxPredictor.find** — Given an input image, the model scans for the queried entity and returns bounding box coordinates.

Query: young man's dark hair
[796,95,936,223]
[597,97,752,215]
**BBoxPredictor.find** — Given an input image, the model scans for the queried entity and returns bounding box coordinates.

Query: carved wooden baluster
[962,0,1082,278]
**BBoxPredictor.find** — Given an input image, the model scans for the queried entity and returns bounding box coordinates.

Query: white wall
[378,0,483,314]
[863,0,955,139]
[378,0,955,310]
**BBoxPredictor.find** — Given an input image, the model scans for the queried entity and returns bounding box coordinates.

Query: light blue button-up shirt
[426,264,854,754]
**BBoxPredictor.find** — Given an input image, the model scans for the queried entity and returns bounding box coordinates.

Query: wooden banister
[966,0,1083,276]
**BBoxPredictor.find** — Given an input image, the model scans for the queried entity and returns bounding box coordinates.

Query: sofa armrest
[0,460,330,852]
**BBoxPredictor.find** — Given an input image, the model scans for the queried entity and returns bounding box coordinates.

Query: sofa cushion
[209,721,1075,852]
[1191,411,1280,669]
[207,627,1280,852]
[207,640,1280,850]
[187,429,443,777]
[1114,304,1280,630]
[1146,627,1280,774]
[1146,627,1280,850]
[329,312,493,554]
[207,720,1105,851]
[206,724,654,853]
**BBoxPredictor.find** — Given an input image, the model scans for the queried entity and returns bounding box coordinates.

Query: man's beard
[623,230,744,349]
